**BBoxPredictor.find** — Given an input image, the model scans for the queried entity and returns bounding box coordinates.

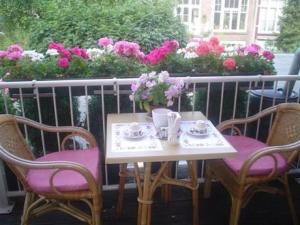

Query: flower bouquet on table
[129,71,184,112]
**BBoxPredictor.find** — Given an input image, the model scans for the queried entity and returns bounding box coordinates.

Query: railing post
[0,160,14,214]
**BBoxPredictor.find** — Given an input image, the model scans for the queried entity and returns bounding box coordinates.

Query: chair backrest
[0,114,34,186]
[267,103,300,163]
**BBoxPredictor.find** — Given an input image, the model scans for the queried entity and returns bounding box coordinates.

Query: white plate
[186,127,210,137]
[123,128,147,139]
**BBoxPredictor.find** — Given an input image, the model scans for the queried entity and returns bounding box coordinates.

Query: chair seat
[26,148,100,193]
[224,135,287,176]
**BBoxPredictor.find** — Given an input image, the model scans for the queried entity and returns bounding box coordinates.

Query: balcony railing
[0,74,300,212]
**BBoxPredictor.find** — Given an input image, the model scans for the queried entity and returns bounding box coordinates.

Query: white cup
[152,108,172,128]
[195,120,207,133]
[129,122,141,136]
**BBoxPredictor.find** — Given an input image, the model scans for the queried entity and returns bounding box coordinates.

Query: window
[258,0,284,33]
[175,0,201,34]
[213,0,248,31]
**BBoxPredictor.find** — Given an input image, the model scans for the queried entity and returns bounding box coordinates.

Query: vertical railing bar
[133,96,136,113]
[205,82,211,118]
[19,88,29,141]
[101,85,109,186]
[268,81,279,133]
[85,85,90,131]
[175,161,178,179]
[201,160,205,178]
[192,83,196,112]
[2,89,8,114]
[218,82,225,124]
[68,86,76,149]
[52,87,61,151]
[297,87,300,103]
[232,81,238,119]
[243,81,252,135]
[35,88,46,155]
[255,81,265,140]
[117,82,120,114]
[284,81,290,103]
[178,95,181,112]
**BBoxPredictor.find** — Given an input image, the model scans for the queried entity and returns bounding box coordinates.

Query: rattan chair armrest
[217,105,277,132]
[238,140,300,184]
[15,116,97,148]
[0,145,99,193]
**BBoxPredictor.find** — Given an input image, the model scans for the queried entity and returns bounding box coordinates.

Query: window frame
[212,0,249,33]
[257,0,284,34]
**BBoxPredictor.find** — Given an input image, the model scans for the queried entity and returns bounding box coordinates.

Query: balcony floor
[1,179,300,225]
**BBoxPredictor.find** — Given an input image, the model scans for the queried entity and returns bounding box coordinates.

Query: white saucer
[187,127,210,137]
[123,128,146,139]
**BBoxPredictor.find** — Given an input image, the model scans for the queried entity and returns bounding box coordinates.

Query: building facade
[175,0,285,47]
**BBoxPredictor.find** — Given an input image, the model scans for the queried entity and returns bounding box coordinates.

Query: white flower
[46,49,59,56]
[105,44,114,53]
[186,41,199,49]
[184,52,198,59]
[148,71,156,79]
[86,48,105,61]
[176,48,185,54]
[158,71,169,83]
[22,50,44,61]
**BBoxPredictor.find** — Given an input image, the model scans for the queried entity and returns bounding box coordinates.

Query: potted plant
[129,71,184,113]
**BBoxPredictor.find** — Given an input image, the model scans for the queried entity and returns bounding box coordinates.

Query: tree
[276,0,300,53]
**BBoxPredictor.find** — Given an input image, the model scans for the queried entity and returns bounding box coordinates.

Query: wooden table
[105,112,237,225]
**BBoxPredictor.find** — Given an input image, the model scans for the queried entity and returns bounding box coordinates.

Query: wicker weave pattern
[0,114,102,225]
[204,103,300,225]
[0,115,34,186]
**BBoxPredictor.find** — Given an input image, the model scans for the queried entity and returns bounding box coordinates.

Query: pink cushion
[224,135,287,176]
[26,148,100,193]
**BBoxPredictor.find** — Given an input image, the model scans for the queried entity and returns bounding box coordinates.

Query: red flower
[209,36,220,47]
[196,42,210,56]
[57,57,69,69]
[48,42,65,52]
[59,48,71,58]
[223,58,236,71]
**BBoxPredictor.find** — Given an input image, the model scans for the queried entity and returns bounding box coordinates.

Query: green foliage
[27,0,187,52]
[276,0,300,53]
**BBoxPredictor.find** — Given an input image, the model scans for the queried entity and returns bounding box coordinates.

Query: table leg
[161,162,172,203]
[116,163,127,217]
[188,160,199,225]
[140,162,152,225]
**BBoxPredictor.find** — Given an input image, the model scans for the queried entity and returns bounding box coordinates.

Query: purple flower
[0,51,7,58]
[146,80,156,88]
[244,44,261,56]
[167,100,174,107]
[131,82,139,92]
[141,91,149,100]
[7,44,23,53]
[262,50,275,61]
[97,37,113,47]
[6,51,22,60]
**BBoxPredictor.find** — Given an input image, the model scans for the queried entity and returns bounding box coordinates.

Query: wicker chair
[204,103,300,225]
[0,114,102,225]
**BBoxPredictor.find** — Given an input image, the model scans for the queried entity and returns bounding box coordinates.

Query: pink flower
[97,37,113,47]
[162,40,179,52]
[196,42,210,56]
[0,51,7,58]
[214,45,225,56]
[6,51,22,60]
[57,57,69,69]
[70,47,82,56]
[223,58,236,71]
[80,49,89,59]
[7,44,23,53]
[48,42,65,52]
[245,44,261,56]
[262,50,275,61]
[114,41,143,58]
[209,36,220,47]
[59,48,71,58]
